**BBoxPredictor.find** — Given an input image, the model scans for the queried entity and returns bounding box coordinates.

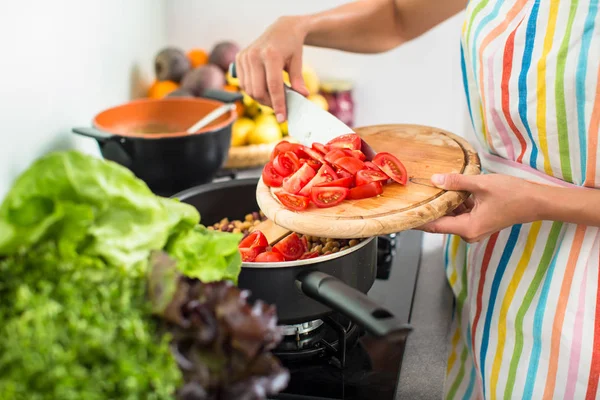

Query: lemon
[308,94,329,111]
[302,64,320,95]
[282,71,291,86]
[226,71,240,87]
[279,120,288,136]
[241,92,260,118]
[231,117,255,147]
[257,103,275,115]
[249,114,282,144]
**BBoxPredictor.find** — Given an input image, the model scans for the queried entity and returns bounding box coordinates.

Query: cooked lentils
[208,210,363,256]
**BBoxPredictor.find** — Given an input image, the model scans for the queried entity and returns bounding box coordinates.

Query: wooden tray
[256,124,481,238]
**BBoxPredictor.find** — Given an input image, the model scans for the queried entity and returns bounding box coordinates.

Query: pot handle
[297,270,412,342]
[72,127,115,141]
[201,88,243,104]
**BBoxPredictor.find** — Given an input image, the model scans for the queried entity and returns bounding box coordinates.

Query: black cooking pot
[72,90,242,196]
[173,178,411,342]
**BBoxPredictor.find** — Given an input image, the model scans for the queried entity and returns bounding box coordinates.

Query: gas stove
[211,167,424,400]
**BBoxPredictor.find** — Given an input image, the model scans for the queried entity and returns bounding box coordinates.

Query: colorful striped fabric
[444,0,600,399]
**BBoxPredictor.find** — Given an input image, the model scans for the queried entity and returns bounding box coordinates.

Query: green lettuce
[0,150,244,399]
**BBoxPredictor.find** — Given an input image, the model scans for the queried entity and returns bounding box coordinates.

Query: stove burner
[280,319,324,338]
[274,314,363,368]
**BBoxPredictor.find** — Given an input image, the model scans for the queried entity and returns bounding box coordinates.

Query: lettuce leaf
[0,150,242,283]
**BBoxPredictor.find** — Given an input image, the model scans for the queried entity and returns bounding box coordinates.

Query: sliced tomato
[275,191,310,211]
[310,186,349,208]
[273,151,300,177]
[326,133,362,151]
[349,149,367,161]
[372,152,408,185]
[273,233,306,261]
[365,161,383,172]
[270,140,305,161]
[335,168,354,179]
[333,156,366,175]
[299,251,320,260]
[348,181,383,200]
[315,176,354,188]
[254,251,285,263]
[324,149,348,165]
[262,161,284,187]
[282,163,316,194]
[312,143,328,155]
[355,169,389,186]
[300,146,326,163]
[239,247,262,262]
[298,164,338,196]
[239,230,268,249]
[299,158,321,171]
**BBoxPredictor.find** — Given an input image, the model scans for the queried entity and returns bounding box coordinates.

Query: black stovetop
[211,168,424,400]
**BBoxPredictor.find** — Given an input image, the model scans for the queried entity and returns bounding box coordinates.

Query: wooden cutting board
[256,124,481,239]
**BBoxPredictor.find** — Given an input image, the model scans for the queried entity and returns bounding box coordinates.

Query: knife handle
[228,62,238,79]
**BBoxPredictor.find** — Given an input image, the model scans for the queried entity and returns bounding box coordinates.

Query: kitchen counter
[396,233,454,399]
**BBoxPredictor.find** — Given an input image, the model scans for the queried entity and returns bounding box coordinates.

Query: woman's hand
[417,173,544,243]
[236,16,310,123]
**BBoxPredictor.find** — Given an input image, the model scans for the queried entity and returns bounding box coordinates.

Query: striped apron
[443,1,600,399]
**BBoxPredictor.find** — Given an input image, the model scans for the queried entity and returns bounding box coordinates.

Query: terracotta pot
[72,89,242,196]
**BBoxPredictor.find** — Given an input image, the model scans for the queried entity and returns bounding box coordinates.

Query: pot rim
[92,97,236,140]
[241,235,375,269]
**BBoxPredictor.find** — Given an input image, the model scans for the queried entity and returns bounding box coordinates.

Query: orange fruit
[234,100,245,118]
[147,80,179,99]
[223,84,239,92]
[187,48,209,68]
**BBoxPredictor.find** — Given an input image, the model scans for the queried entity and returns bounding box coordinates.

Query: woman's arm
[301,0,468,53]
[236,0,467,120]
[419,173,600,243]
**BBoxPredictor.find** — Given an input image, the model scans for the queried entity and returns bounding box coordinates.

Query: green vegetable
[0,151,244,399]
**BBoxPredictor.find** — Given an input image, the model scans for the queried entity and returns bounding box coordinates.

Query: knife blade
[228,63,376,160]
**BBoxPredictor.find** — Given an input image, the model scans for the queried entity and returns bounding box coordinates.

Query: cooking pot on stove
[172,178,412,342]
[71,89,241,196]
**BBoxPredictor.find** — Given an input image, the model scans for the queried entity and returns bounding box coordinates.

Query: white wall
[0,0,167,198]
[165,0,469,133]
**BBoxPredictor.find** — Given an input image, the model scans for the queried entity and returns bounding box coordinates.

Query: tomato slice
[299,251,320,260]
[315,176,354,188]
[275,191,310,211]
[273,151,300,177]
[300,146,326,164]
[372,152,408,185]
[312,143,328,155]
[348,181,384,200]
[239,230,268,249]
[365,161,383,172]
[355,169,389,186]
[262,161,284,187]
[270,140,305,161]
[347,149,367,161]
[326,133,362,151]
[282,163,316,194]
[239,247,261,262]
[273,233,306,261]
[254,251,285,263]
[324,149,348,165]
[298,164,338,196]
[333,156,366,175]
[310,186,349,208]
[299,158,321,171]
[335,168,354,179]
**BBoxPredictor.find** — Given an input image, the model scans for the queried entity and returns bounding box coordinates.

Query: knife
[228,63,376,160]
